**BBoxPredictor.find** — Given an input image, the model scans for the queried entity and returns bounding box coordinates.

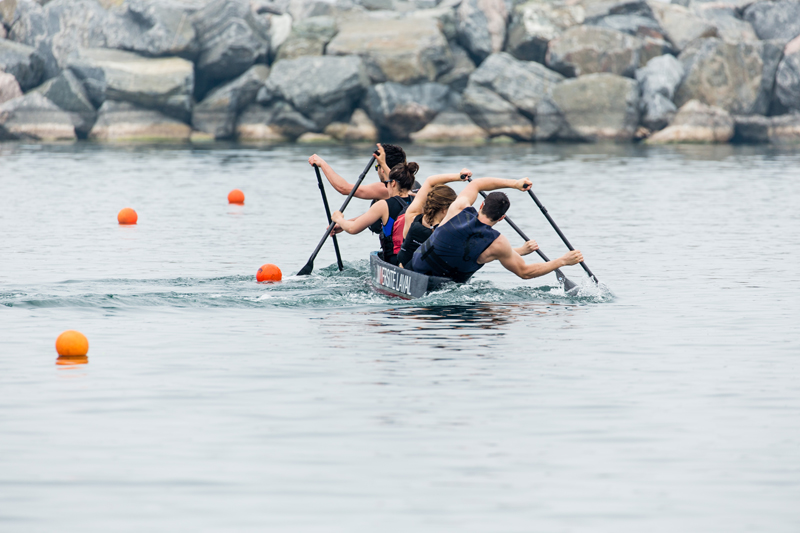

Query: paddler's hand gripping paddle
[298,156,376,276]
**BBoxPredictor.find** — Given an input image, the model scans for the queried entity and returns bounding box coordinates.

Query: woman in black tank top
[330,163,419,264]
[397,169,471,268]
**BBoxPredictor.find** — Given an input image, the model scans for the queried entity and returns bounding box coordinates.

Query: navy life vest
[410,206,500,283]
[379,195,412,264]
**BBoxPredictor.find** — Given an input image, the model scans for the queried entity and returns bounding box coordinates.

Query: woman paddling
[399,170,542,269]
[396,170,468,268]
[331,162,419,265]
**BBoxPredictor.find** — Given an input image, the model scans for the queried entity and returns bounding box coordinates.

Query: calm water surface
[1,142,798,532]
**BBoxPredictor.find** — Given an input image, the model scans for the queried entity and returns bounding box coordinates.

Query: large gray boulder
[675,38,782,116]
[364,81,452,139]
[236,101,317,141]
[506,0,585,64]
[456,0,508,64]
[469,52,563,119]
[0,92,78,140]
[647,99,733,143]
[436,43,476,92]
[0,39,43,91]
[775,47,800,112]
[113,0,200,59]
[695,8,758,43]
[326,16,452,85]
[260,55,368,129]
[8,0,199,81]
[636,54,684,130]
[636,54,684,100]
[544,73,640,141]
[0,70,23,105]
[89,100,191,142]
[743,0,800,45]
[7,0,117,79]
[274,16,337,61]
[192,0,270,95]
[462,83,535,140]
[410,111,489,143]
[32,69,96,135]
[67,48,194,122]
[648,1,718,51]
[192,64,270,139]
[546,25,667,78]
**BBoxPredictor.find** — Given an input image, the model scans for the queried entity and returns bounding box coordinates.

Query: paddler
[330,162,419,265]
[409,177,583,281]
[308,143,410,201]
[397,170,541,268]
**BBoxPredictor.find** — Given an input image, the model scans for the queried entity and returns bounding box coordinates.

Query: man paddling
[308,143,408,201]
[410,177,583,282]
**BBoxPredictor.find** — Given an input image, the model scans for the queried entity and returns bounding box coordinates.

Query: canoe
[369,251,454,299]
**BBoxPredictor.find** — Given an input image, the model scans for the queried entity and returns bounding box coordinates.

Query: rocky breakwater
[2,0,800,144]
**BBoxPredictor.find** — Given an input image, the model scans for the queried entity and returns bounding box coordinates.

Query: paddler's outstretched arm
[309,154,390,200]
[402,169,471,238]
[331,201,389,235]
[479,235,583,280]
[442,177,532,225]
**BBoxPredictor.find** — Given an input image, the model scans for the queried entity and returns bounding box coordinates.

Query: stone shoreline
[2,0,800,145]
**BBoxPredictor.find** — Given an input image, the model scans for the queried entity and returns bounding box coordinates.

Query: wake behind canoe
[369,252,454,299]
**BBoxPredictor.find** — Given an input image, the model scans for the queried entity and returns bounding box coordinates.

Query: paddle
[527,189,599,284]
[313,165,344,271]
[297,156,376,276]
[468,178,577,292]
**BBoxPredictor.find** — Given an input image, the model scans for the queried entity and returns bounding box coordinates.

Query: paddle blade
[297,260,314,276]
[563,276,579,293]
[554,268,578,293]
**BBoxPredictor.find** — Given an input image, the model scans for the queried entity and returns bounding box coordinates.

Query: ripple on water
[0,261,614,310]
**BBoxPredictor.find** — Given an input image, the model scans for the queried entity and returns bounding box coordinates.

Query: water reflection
[349,302,583,353]
[56,355,88,366]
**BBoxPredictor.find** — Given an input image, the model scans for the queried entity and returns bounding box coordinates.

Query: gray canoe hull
[369,252,453,299]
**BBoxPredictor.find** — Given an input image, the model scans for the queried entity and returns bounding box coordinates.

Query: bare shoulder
[477,234,511,264]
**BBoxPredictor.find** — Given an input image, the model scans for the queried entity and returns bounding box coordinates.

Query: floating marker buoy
[257,264,282,282]
[118,207,138,225]
[228,189,245,205]
[56,330,89,357]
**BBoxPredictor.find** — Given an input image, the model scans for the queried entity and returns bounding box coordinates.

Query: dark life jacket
[368,180,421,234]
[379,195,412,265]
[397,214,434,267]
[410,206,500,283]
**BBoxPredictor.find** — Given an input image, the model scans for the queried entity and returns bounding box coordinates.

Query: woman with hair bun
[396,170,470,268]
[331,161,419,265]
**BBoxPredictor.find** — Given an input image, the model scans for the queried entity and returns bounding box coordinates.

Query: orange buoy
[256,264,282,282]
[228,189,245,204]
[55,330,89,357]
[118,207,138,225]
